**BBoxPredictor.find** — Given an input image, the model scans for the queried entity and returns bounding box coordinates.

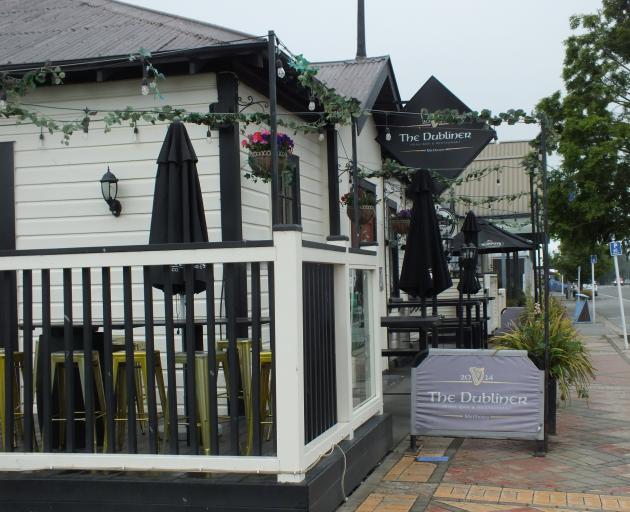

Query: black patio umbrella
[457,211,481,295]
[149,119,208,293]
[399,170,452,298]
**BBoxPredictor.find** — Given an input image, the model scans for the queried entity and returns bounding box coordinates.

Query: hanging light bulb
[38,127,45,148]
[494,132,500,145]
[385,127,392,141]
[141,78,150,96]
[132,125,139,142]
[276,58,285,79]
[206,127,212,143]
[0,89,6,110]
[334,122,341,131]
[318,130,325,143]
[308,93,316,111]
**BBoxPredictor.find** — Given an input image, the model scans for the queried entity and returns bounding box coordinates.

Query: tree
[540,0,630,254]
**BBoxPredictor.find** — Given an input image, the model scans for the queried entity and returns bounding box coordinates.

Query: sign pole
[613,252,628,349]
[590,256,596,323]
[577,265,581,296]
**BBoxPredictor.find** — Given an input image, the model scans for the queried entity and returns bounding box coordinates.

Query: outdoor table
[380,315,442,355]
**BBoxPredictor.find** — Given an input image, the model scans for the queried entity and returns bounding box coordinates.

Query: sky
[124,0,603,141]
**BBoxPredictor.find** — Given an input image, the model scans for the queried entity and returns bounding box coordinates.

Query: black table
[380,315,442,356]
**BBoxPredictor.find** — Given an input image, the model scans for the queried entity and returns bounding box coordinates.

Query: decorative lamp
[100,167,122,217]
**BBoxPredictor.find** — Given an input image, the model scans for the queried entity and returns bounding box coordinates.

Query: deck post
[273,229,306,482]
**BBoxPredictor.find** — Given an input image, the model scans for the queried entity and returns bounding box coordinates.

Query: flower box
[347,206,375,225]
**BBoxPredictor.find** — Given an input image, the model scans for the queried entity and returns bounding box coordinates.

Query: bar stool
[111,350,168,450]
[49,350,107,452]
[0,350,25,450]
[174,349,229,455]
[259,351,273,441]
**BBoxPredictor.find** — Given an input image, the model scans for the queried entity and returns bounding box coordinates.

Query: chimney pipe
[356,0,366,59]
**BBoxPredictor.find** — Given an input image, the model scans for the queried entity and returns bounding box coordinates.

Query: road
[573,284,630,331]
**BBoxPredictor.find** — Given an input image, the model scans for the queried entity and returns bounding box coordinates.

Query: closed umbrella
[399,170,452,298]
[149,119,208,293]
[457,211,481,295]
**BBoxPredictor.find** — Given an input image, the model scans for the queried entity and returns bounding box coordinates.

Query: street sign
[591,255,597,264]
[610,241,623,257]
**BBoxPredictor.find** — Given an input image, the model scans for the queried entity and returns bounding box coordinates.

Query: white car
[613,277,625,286]
[583,283,598,296]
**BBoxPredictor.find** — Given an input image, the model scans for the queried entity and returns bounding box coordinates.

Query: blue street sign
[610,241,623,257]
[591,254,597,264]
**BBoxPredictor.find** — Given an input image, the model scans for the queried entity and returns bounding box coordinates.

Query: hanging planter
[247,150,291,182]
[390,209,412,235]
[347,206,375,225]
[390,218,410,235]
[242,130,294,183]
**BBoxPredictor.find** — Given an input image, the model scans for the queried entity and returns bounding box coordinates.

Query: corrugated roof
[0,0,259,66]
[313,56,391,107]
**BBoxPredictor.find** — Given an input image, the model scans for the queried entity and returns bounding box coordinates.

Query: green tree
[540,0,629,253]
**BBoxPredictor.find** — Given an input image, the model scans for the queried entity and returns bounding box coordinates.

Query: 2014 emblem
[469,367,485,386]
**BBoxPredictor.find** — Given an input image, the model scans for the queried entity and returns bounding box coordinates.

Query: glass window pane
[350,269,373,407]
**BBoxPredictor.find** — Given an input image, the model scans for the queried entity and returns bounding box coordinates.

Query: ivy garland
[0,48,550,206]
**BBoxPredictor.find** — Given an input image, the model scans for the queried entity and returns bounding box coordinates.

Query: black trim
[272,224,303,232]
[326,235,348,242]
[0,143,15,350]
[359,242,378,247]
[217,72,242,242]
[0,240,274,258]
[326,127,340,237]
[348,248,377,256]
[302,241,346,253]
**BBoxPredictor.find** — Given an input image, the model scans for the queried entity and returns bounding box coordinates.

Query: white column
[334,261,353,439]
[273,229,307,482]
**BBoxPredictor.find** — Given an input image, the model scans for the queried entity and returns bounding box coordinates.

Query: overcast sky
[125,0,602,141]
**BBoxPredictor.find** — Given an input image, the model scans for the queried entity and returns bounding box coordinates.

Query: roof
[0,0,258,67]
[314,56,394,109]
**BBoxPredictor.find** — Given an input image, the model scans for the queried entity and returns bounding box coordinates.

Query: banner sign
[411,349,544,440]
[377,76,495,192]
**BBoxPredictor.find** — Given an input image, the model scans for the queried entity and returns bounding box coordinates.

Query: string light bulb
[385,127,392,141]
[0,89,6,110]
[38,127,45,148]
[276,59,285,79]
[318,130,325,142]
[132,124,139,142]
[206,127,212,143]
[334,122,341,131]
[140,60,150,96]
[308,92,316,111]
[494,132,500,145]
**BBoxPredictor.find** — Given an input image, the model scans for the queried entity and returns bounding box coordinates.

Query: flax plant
[494,297,595,401]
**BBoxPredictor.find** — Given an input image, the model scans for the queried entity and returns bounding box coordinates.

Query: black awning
[452,219,533,254]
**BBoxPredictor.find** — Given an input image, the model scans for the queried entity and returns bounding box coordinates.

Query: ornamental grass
[494,296,595,401]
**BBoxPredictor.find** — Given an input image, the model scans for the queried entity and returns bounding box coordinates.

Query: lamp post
[100,167,121,216]
[458,243,477,347]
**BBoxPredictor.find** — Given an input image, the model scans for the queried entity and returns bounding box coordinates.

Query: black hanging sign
[378,76,496,192]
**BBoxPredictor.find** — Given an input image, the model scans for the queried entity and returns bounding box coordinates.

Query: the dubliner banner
[377,76,496,192]
[411,349,544,440]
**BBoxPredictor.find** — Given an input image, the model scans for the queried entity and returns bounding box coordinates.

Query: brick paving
[338,305,630,511]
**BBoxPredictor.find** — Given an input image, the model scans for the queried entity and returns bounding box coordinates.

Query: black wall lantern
[460,242,478,263]
[100,167,122,216]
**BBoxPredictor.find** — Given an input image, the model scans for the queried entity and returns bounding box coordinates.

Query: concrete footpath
[339,302,630,511]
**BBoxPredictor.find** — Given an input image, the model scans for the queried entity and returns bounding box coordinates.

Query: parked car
[583,283,598,296]
[613,277,625,286]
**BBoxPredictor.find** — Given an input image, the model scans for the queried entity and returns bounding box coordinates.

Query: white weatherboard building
[0,1,405,510]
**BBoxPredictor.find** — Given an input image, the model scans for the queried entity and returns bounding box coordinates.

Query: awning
[452,219,533,254]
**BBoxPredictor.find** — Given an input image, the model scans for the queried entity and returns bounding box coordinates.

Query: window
[348,178,377,243]
[279,154,301,225]
[350,268,374,407]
